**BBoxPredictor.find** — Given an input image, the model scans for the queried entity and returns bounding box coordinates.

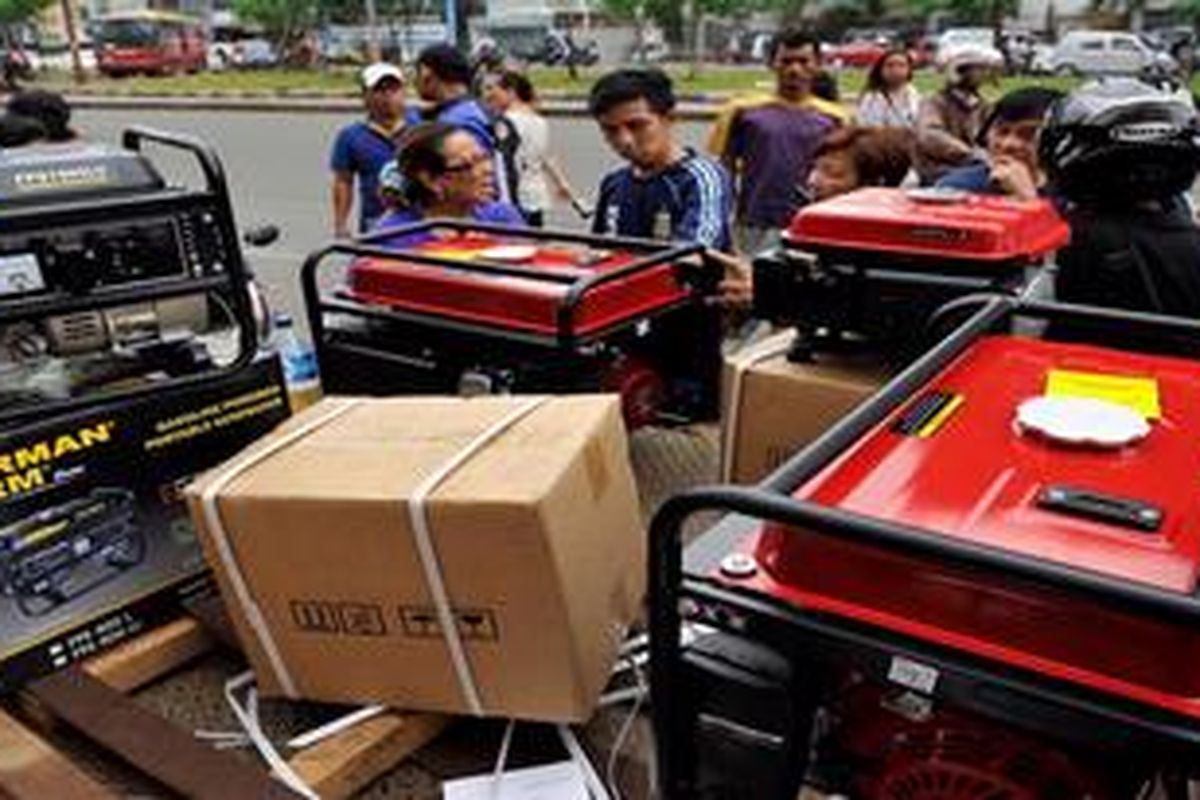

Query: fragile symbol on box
[290,600,341,634]
[399,606,499,641]
[290,600,388,637]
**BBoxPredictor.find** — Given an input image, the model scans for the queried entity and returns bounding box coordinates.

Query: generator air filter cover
[726,335,1200,718]
[347,236,692,338]
[784,187,1071,265]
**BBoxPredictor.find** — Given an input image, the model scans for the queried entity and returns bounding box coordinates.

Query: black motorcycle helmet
[1040,77,1200,205]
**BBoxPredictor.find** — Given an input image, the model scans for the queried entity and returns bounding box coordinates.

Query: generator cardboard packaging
[0,357,290,691]
[186,394,645,722]
[721,331,889,484]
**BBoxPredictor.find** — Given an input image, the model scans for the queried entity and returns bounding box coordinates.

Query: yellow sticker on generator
[1045,369,1161,420]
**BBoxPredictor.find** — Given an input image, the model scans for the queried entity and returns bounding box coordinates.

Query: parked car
[826,31,895,69]
[1045,30,1176,76]
[935,27,1005,70]
[209,37,278,69]
[30,39,97,72]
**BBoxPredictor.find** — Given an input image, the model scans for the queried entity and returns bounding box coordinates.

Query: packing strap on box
[720,333,794,482]
[201,394,549,716]
[406,395,549,717]
[201,397,364,698]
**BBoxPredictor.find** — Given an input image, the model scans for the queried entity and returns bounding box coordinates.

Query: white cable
[605,658,646,800]
[286,705,387,750]
[609,650,648,679]
[597,686,645,708]
[490,719,517,800]
[557,725,612,800]
[222,671,320,800]
[617,633,647,657]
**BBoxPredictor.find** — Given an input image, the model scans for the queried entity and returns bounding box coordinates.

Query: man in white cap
[329,62,417,237]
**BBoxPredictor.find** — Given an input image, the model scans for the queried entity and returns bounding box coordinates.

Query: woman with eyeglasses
[373,122,526,248]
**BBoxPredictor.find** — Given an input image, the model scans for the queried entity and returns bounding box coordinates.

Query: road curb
[62,92,725,120]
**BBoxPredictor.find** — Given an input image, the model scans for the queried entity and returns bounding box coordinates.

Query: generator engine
[751,188,1069,362]
[303,221,722,428]
[0,129,264,424]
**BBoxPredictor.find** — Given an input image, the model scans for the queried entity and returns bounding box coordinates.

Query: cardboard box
[0,357,290,691]
[187,394,644,722]
[721,332,890,484]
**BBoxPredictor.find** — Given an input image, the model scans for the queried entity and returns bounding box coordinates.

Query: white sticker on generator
[0,253,45,296]
[887,655,940,694]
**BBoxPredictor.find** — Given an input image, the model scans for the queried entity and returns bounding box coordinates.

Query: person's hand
[334,224,351,240]
[989,156,1039,201]
[705,250,754,309]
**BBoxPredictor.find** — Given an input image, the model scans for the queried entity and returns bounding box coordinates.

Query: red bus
[93,12,206,77]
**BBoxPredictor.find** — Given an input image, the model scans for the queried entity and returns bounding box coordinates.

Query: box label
[0,359,289,691]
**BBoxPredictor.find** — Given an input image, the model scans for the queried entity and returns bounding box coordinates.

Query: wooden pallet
[0,612,450,800]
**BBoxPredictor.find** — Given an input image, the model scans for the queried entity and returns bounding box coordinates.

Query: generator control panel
[0,143,233,299]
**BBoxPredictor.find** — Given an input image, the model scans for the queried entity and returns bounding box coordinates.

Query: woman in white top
[481,70,577,227]
[857,49,922,128]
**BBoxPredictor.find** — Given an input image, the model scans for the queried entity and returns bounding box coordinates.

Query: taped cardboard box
[721,331,890,484]
[186,394,644,722]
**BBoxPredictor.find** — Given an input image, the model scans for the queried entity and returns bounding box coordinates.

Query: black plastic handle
[1038,485,1164,532]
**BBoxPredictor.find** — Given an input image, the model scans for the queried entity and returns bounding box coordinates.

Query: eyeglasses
[442,153,491,174]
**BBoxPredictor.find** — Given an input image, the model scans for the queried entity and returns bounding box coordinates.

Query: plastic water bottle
[273,313,321,411]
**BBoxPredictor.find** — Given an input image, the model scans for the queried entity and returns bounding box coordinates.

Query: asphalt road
[73,107,710,339]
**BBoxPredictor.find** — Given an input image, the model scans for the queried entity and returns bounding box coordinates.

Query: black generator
[0,127,265,424]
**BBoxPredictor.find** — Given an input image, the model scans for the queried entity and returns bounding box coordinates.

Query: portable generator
[302,220,722,427]
[651,296,1200,799]
[0,488,141,617]
[0,127,265,427]
[751,187,1069,362]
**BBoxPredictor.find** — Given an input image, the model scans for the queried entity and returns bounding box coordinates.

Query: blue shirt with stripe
[591,150,734,251]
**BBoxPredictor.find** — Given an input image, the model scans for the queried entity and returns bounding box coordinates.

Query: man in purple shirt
[708,28,849,255]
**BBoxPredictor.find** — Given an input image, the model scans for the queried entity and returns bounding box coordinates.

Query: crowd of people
[331,32,1200,323]
[0,33,1178,327]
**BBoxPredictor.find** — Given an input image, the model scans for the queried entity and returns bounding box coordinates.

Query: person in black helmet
[1043,78,1200,330]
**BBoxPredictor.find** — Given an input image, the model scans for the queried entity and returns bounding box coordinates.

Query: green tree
[0,0,52,27]
[231,0,321,57]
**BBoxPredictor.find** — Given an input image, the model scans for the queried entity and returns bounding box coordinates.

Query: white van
[1047,30,1175,76]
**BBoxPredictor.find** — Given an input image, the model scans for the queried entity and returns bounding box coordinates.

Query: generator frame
[301,220,721,420]
[649,295,1200,799]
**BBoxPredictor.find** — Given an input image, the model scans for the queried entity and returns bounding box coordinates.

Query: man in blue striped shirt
[589,69,734,252]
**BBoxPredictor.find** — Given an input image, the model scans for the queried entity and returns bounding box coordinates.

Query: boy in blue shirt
[329,63,418,237]
[589,69,734,252]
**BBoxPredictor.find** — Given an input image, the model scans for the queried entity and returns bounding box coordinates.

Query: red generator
[752,187,1069,361]
[651,296,1200,799]
[301,220,722,427]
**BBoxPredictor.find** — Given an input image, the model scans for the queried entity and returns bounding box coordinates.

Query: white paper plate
[1015,395,1151,448]
[479,244,538,262]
